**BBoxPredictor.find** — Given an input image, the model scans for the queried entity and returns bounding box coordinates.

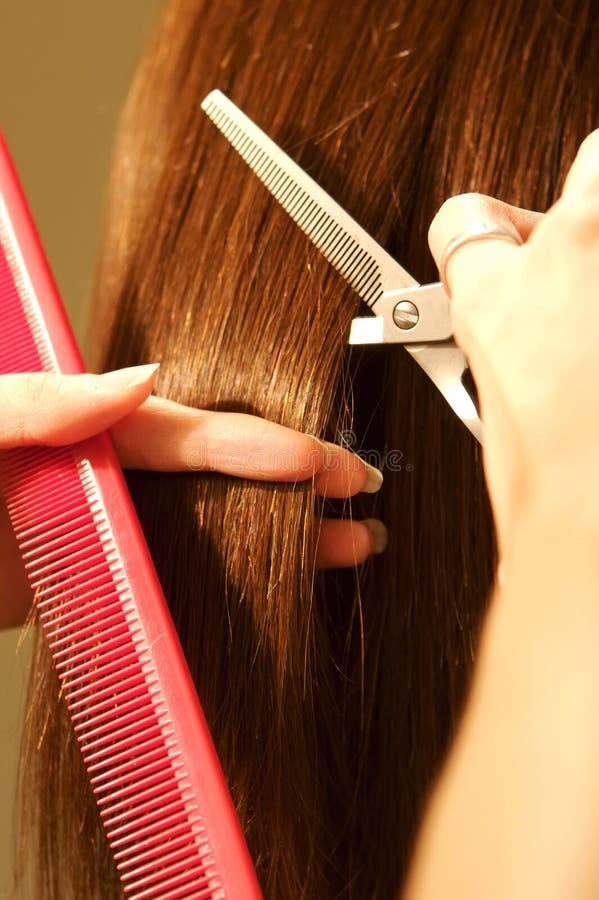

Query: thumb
[0,364,159,449]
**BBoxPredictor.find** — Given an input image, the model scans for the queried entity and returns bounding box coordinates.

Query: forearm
[404,481,599,900]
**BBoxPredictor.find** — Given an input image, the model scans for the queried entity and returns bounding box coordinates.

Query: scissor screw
[392,300,419,330]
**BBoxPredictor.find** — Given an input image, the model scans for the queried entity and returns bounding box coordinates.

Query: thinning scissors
[201,90,482,445]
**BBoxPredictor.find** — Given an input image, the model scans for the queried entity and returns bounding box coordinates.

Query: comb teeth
[201,90,384,309]
[0,163,262,898]
[2,446,220,900]
[0,225,55,372]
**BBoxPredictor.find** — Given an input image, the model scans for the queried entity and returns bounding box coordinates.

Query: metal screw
[392,300,419,330]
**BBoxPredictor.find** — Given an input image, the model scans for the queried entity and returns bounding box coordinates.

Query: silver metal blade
[201,90,415,314]
[409,344,483,444]
[349,316,385,344]
[201,91,483,444]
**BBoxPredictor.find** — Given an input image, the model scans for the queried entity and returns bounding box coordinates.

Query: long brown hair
[16,1,598,897]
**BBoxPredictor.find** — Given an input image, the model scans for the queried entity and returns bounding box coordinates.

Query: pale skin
[404,129,599,899]
[0,369,385,629]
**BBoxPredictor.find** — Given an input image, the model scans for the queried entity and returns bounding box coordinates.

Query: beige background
[0,2,164,895]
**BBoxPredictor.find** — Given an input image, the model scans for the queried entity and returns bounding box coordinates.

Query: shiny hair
[16,0,598,897]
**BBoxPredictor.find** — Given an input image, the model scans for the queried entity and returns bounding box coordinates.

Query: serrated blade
[201,90,483,444]
[201,90,415,314]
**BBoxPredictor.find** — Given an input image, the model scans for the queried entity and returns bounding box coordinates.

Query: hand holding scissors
[202,93,599,551]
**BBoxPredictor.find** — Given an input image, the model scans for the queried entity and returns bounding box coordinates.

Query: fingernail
[363,518,388,554]
[96,364,160,391]
[361,462,383,493]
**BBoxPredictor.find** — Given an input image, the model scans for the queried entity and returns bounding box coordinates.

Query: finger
[561,129,599,199]
[313,441,383,497]
[315,518,388,569]
[0,365,159,449]
[548,131,599,250]
[428,193,542,300]
[111,396,383,497]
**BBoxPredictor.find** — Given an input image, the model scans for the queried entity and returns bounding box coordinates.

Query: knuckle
[430,192,497,251]
[440,191,486,213]
[23,371,55,404]
[0,376,36,445]
[444,192,490,220]
[8,406,35,447]
[434,193,476,224]
[18,372,61,445]
[16,417,34,446]
[552,195,599,246]
[454,191,488,205]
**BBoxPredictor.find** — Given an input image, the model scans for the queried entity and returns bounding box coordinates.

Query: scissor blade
[201,90,415,314]
[407,344,483,444]
[202,91,483,444]
[349,316,385,344]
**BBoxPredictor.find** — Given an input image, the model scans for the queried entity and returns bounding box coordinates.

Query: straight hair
[16,0,598,897]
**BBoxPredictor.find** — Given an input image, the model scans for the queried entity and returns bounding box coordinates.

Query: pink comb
[0,133,263,899]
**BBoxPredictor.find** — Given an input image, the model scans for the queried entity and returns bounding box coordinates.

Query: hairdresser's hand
[0,365,384,628]
[429,129,599,552]
[407,131,599,900]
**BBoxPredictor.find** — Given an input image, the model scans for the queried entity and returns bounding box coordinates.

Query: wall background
[0,2,164,894]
